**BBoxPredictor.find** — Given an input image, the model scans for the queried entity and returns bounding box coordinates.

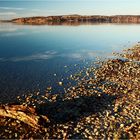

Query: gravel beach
[0,44,140,139]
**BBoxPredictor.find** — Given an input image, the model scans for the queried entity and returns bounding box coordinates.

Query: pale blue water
[0,23,140,103]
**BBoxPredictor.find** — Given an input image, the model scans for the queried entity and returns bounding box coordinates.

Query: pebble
[58,82,63,86]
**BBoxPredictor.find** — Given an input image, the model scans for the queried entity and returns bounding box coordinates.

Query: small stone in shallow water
[47,86,52,90]
[120,124,124,128]
[58,82,63,86]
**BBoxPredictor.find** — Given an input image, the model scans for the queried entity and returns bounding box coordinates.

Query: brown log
[0,105,41,129]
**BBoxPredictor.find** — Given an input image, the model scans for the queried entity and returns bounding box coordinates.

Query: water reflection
[0,22,140,103]
[0,50,114,62]
[0,51,57,62]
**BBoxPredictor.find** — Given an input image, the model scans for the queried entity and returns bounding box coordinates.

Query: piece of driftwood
[0,105,43,129]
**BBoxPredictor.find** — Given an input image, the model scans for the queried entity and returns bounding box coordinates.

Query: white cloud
[30,9,56,13]
[0,12,17,15]
[67,53,83,59]
[31,9,42,12]
[60,50,114,60]
[0,7,25,10]
[0,51,57,62]
[46,10,56,13]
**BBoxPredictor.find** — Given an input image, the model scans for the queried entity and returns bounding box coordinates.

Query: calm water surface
[0,23,140,103]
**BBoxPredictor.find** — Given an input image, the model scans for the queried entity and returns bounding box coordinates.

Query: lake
[0,23,140,103]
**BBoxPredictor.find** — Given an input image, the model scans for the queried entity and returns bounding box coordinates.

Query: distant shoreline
[2,15,140,25]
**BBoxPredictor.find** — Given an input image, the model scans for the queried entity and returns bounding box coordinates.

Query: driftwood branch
[0,105,43,129]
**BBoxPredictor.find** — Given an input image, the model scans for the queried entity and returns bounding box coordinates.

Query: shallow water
[0,23,140,103]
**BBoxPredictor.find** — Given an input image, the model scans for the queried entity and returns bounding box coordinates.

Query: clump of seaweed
[0,44,140,139]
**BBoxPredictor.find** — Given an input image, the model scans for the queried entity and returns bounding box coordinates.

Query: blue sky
[0,0,140,20]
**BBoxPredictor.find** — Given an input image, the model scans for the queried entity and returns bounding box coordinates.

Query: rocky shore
[9,15,140,25]
[0,44,140,139]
